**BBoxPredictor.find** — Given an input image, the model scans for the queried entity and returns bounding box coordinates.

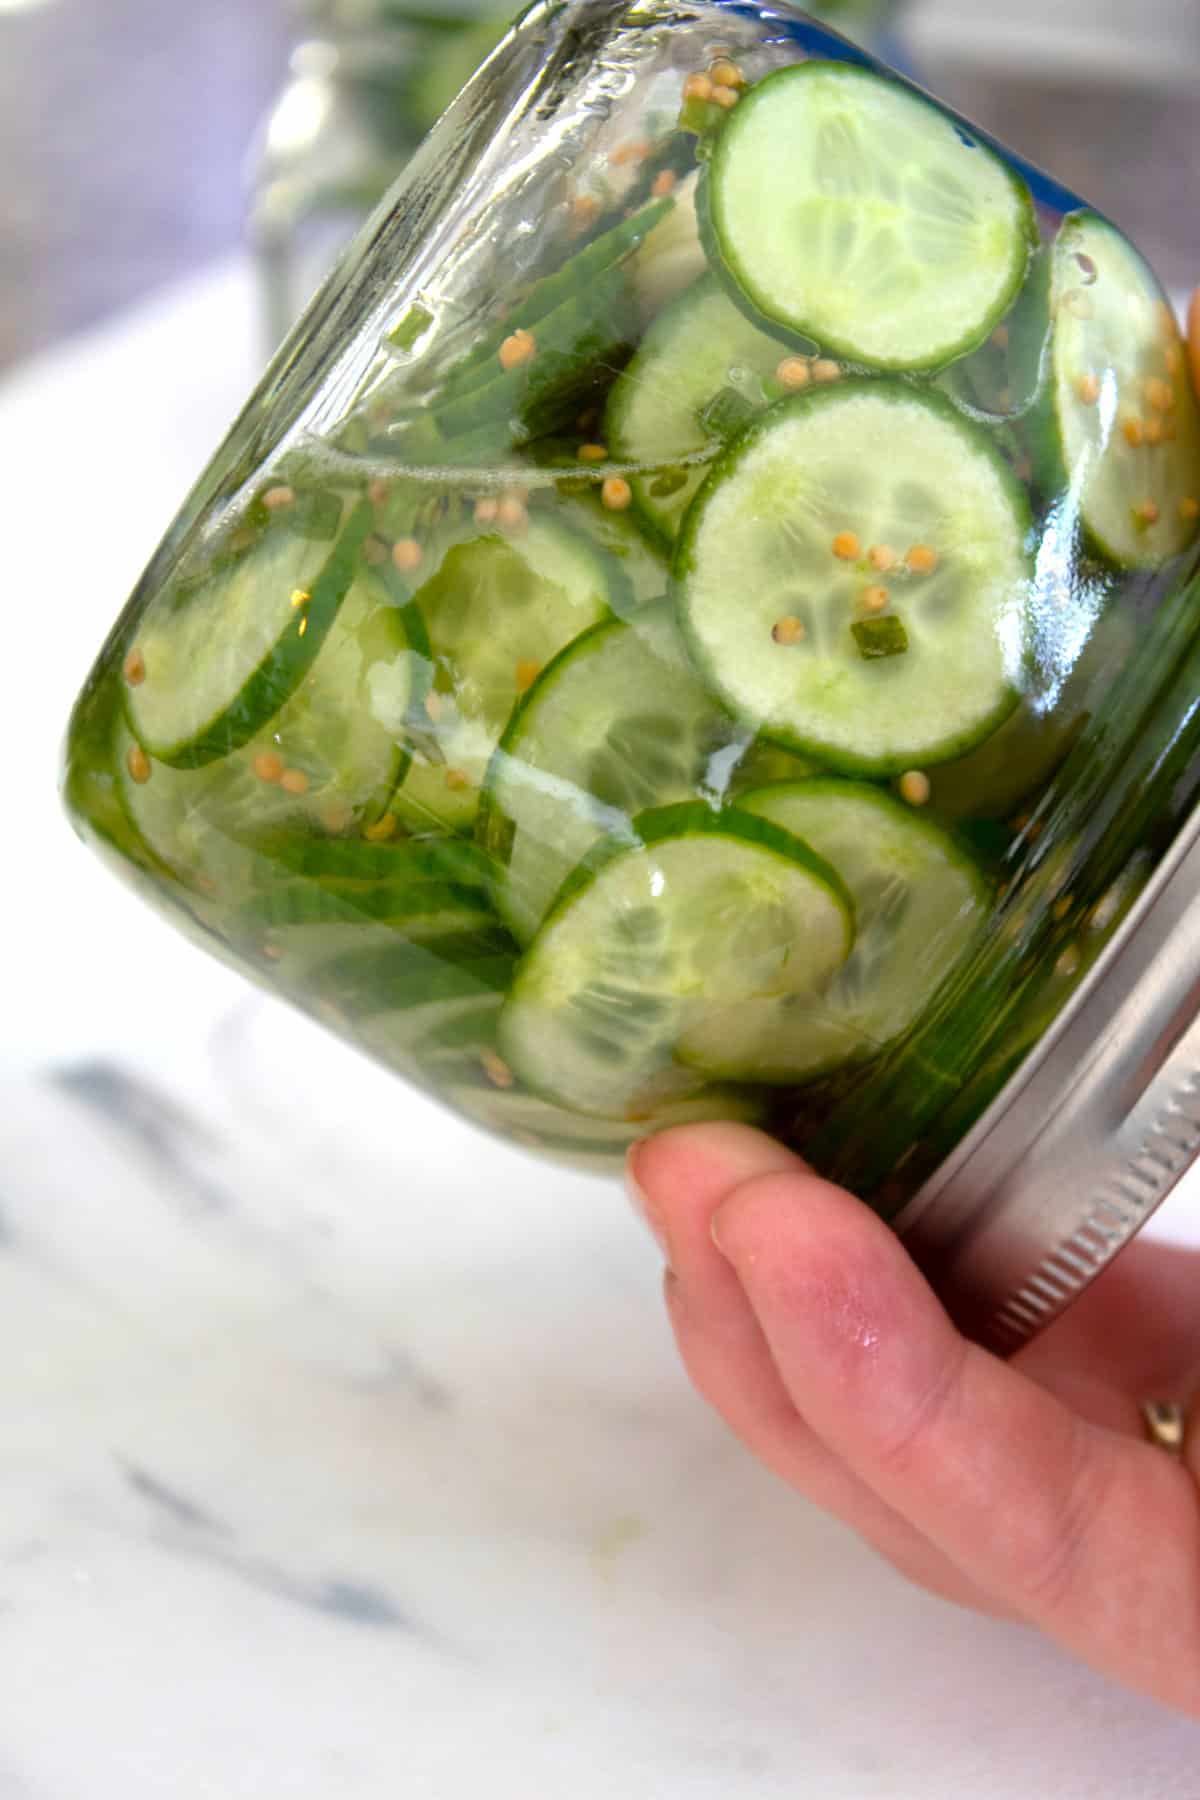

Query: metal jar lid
[898,806,1200,1355]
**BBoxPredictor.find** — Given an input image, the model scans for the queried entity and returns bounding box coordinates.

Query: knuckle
[1012,1423,1113,1617]
[872,1334,970,1481]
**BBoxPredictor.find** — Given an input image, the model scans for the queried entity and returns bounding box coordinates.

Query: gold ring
[1142,1400,1187,1456]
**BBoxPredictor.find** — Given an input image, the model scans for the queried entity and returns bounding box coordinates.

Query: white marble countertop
[3,265,1200,1797]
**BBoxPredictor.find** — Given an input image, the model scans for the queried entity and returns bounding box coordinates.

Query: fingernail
[625,1142,669,1256]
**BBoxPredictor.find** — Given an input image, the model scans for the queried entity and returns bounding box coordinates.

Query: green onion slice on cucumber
[700,62,1037,372]
[498,803,853,1119]
[675,380,1033,773]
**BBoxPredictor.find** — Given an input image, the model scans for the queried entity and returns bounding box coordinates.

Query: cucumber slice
[628,170,705,324]
[1022,212,1200,568]
[606,274,785,545]
[679,780,989,1081]
[552,494,668,612]
[701,63,1036,372]
[393,515,617,834]
[126,502,374,767]
[116,563,415,888]
[498,803,852,1119]
[675,381,1032,773]
[478,603,748,942]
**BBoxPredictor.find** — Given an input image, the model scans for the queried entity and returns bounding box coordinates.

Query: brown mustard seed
[651,169,677,198]
[481,1048,515,1089]
[444,768,470,791]
[474,497,500,524]
[262,485,295,511]
[1145,376,1173,413]
[711,83,740,108]
[280,767,310,796]
[602,476,632,511]
[1134,499,1161,526]
[577,442,608,462]
[392,537,423,573]
[709,56,745,87]
[862,585,889,613]
[905,544,938,575]
[1180,497,1200,523]
[1122,417,1145,449]
[253,750,285,784]
[125,744,152,785]
[515,658,542,691]
[868,544,897,572]
[775,355,811,390]
[1075,372,1101,405]
[771,615,805,645]
[682,72,714,101]
[122,648,146,686]
[831,530,860,561]
[496,494,529,533]
[899,770,931,807]
[363,813,398,842]
[811,358,841,384]
[498,328,536,371]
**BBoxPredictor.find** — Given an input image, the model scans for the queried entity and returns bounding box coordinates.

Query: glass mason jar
[249,0,512,345]
[64,0,1200,1349]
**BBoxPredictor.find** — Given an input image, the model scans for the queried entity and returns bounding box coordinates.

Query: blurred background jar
[248,0,512,345]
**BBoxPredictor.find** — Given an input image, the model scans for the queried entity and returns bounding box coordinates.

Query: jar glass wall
[65,0,1200,1209]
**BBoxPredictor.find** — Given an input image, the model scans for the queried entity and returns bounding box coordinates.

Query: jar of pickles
[67,1,1200,1348]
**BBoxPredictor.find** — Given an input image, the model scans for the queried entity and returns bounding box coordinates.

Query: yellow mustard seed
[1145,376,1173,413]
[811,358,841,384]
[290,588,310,609]
[320,804,353,834]
[610,137,650,166]
[474,497,500,524]
[1164,343,1183,377]
[363,813,398,842]
[905,544,938,575]
[1122,417,1145,449]
[831,530,860,561]
[868,544,897,573]
[253,750,285,784]
[1180,497,1200,524]
[602,476,632,511]
[515,658,542,692]
[391,537,423,573]
[899,770,931,808]
[280,767,310,796]
[651,169,677,199]
[261,485,295,511]
[577,442,608,462]
[122,648,146,686]
[125,744,152,785]
[570,195,600,229]
[481,1048,515,1089]
[1134,499,1161,526]
[424,691,443,721]
[682,72,714,101]
[862,585,890,613]
[775,355,811,390]
[709,56,745,87]
[711,83,740,108]
[498,328,536,371]
[497,494,529,533]
[1145,416,1164,447]
[1075,372,1101,405]
[771,615,805,645]
[444,768,471,792]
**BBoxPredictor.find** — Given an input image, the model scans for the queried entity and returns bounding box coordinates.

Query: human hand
[628,1120,1200,1716]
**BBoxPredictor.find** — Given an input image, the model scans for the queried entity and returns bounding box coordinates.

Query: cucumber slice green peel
[478,602,750,943]
[498,803,853,1119]
[605,273,787,547]
[126,502,374,769]
[699,62,1037,373]
[1018,211,1200,569]
[674,379,1033,774]
[679,779,990,1082]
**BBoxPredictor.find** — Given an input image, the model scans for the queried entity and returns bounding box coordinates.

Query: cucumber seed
[122,648,146,686]
[899,770,930,807]
[498,328,537,371]
[771,615,805,644]
[125,745,152,785]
